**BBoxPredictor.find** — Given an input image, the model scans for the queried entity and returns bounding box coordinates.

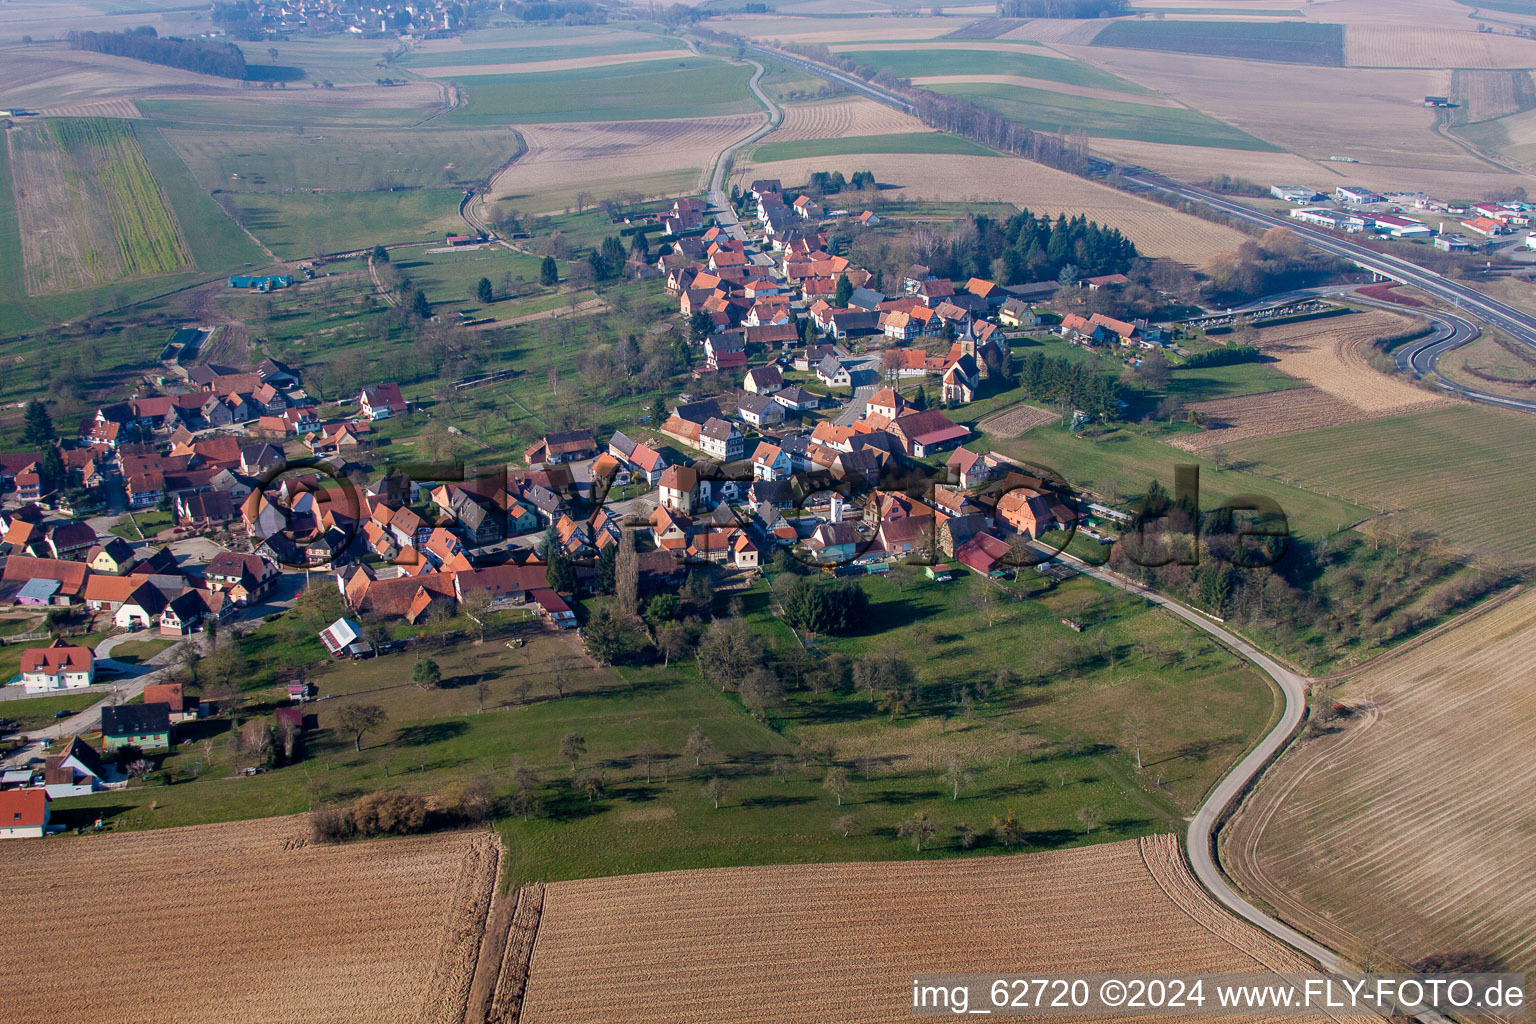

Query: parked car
[53,709,73,719]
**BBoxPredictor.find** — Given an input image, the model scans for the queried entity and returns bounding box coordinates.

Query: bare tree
[509,674,533,705]
[702,776,727,809]
[636,741,666,783]
[559,732,586,772]
[942,755,973,801]
[551,661,572,700]
[835,813,859,838]
[822,766,851,806]
[509,759,541,820]
[1122,711,1147,770]
[1076,805,1100,832]
[992,810,1026,849]
[337,703,388,752]
[770,755,792,784]
[897,811,937,852]
[461,587,494,641]
[615,528,640,619]
[475,677,491,713]
[954,821,979,849]
[575,769,605,804]
[739,667,784,723]
[657,623,690,668]
[683,726,713,768]
[241,719,273,767]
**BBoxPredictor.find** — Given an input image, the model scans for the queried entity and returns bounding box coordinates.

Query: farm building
[0,790,49,840]
[319,618,370,658]
[227,275,293,291]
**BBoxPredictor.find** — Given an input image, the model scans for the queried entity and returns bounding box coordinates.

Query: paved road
[1058,553,1449,1023]
[704,53,782,230]
[1119,169,1536,361]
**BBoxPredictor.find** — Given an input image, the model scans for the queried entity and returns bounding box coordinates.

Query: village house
[20,639,95,692]
[101,702,174,752]
[359,384,407,421]
[816,354,852,388]
[524,429,597,465]
[737,393,784,428]
[42,737,111,799]
[0,790,49,840]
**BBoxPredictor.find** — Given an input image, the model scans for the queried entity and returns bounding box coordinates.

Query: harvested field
[1089,20,1347,66]
[1169,310,1453,451]
[718,14,957,42]
[1058,45,1536,194]
[1225,588,1536,987]
[519,834,1377,1024]
[9,117,189,295]
[36,98,142,119]
[977,401,1061,437]
[733,153,1247,262]
[1344,25,1536,68]
[1451,68,1536,123]
[1167,387,1429,452]
[1253,309,1437,412]
[771,96,930,140]
[0,44,235,107]
[493,115,763,209]
[0,817,502,1024]
[1001,18,1106,43]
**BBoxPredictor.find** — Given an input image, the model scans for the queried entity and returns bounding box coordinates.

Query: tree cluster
[67,27,269,80]
[1199,228,1348,303]
[778,576,870,635]
[1016,350,1123,418]
[804,170,875,196]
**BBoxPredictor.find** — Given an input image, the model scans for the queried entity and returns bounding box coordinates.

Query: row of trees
[67,27,254,80]
[805,170,876,197]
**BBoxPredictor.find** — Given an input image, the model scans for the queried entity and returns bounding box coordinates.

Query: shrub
[310,805,354,844]
[351,790,428,836]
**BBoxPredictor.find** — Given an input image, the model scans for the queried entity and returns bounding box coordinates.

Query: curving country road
[703,53,782,232]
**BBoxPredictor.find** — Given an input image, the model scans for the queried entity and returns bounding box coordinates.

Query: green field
[52,569,1276,886]
[443,58,758,124]
[163,128,524,193]
[834,47,1145,93]
[1090,19,1346,66]
[0,138,22,301]
[0,690,103,732]
[929,81,1277,150]
[137,98,440,130]
[751,131,998,161]
[226,189,463,259]
[404,38,687,67]
[984,420,1369,541]
[1226,404,1536,565]
[131,123,268,270]
[1163,359,1305,403]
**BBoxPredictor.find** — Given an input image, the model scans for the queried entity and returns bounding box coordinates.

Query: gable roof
[0,789,47,828]
[101,702,172,737]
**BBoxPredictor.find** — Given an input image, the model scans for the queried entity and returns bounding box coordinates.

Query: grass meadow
[1089,19,1346,66]
[443,58,758,124]
[163,128,525,193]
[225,189,464,259]
[929,81,1277,150]
[834,47,1146,93]
[52,568,1276,887]
[1225,403,1536,565]
[403,38,688,68]
[984,419,1370,542]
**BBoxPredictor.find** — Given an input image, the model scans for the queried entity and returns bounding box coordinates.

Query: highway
[1119,169,1536,354]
